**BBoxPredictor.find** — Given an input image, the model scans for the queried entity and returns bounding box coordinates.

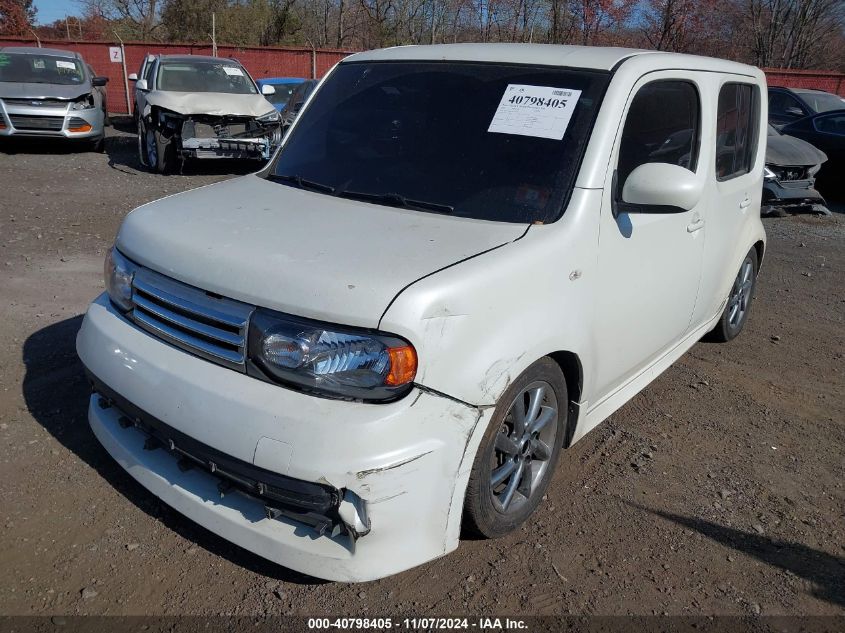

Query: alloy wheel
[145,124,158,168]
[490,381,559,514]
[727,256,754,328]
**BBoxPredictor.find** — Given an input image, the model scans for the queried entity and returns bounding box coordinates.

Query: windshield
[0,53,85,85]
[265,81,303,106]
[269,62,608,223]
[800,91,845,113]
[157,60,257,94]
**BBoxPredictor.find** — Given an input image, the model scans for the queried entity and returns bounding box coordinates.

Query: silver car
[0,46,109,151]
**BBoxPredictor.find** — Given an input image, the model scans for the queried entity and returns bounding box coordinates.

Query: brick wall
[763,68,845,97]
[0,36,353,113]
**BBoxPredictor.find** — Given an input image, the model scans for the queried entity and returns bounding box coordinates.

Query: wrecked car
[762,124,828,216]
[131,55,281,173]
[780,109,845,197]
[0,46,109,151]
[77,44,767,581]
[280,79,317,132]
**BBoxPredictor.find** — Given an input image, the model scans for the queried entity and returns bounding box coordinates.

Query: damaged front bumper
[762,174,828,216]
[178,116,278,160]
[77,294,489,581]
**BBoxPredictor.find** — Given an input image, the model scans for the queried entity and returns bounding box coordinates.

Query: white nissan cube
[77,44,767,581]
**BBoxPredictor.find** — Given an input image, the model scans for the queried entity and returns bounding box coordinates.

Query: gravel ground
[0,121,843,618]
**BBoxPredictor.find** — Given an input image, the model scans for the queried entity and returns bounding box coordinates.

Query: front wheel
[707,247,759,343]
[464,357,568,538]
[138,119,177,174]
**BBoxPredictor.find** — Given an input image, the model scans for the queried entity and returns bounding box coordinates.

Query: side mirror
[128,73,138,81]
[621,163,703,213]
[136,79,148,91]
[92,76,108,87]
[261,84,276,96]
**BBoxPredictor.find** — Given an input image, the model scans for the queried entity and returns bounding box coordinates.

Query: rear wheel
[464,357,567,538]
[707,247,758,342]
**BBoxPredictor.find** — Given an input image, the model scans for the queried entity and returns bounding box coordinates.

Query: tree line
[1,0,843,70]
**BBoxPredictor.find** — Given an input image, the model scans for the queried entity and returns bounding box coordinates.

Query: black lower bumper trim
[86,370,342,529]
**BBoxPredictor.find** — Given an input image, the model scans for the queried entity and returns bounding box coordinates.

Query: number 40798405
[508,95,569,108]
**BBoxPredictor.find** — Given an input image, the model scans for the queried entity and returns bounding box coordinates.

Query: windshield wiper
[338,190,454,215]
[268,173,335,194]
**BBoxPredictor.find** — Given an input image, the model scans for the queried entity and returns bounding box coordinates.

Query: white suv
[78,44,767,581]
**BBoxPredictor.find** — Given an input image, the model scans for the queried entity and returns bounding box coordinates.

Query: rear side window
[617,80,700,190]
[716,83,759,181]
[768,91,804,117]
[814,113,845,134]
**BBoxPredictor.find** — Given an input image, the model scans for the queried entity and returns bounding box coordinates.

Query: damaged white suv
[131,54,281,173]
[78,44,767,581]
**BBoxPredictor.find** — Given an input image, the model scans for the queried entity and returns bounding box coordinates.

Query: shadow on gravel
[0,136,100,155]
[631,502,845,608]
[22,315,325,586]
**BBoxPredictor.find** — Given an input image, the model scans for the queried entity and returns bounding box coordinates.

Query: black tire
[139,118,177,174]
[153,127,177,174]
[707,247,759,343]
[464,357,568,538]
[137,120,149,168]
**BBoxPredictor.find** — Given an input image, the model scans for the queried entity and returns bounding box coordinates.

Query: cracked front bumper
[77,294,490,581]
[180,136,272,160]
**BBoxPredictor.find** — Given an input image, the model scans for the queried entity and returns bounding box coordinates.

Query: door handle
[739,197,752,209]
[687,218,705,233]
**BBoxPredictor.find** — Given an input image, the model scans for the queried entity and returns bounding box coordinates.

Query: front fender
[379,188,601,408]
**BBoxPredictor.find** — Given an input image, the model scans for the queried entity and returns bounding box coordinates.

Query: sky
[33,0,86,25]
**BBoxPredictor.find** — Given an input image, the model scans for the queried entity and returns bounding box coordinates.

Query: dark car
[256,77,305,112]
[780,110,845,196]
[280,79,317,131]
[762,124,828,216]
[768,86,845,127]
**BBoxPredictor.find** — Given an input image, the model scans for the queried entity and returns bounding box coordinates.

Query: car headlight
[71,93,95,110]
[257,109,280,123]
[248,308,417,401]
[104,247,135,311]
[763,166,778,181]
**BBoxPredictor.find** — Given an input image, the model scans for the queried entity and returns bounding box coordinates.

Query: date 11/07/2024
[307,617,529,630]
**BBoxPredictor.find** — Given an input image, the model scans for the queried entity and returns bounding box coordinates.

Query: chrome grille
[8,115,64,130]
[130,268,254,370]
[2,98,68,108]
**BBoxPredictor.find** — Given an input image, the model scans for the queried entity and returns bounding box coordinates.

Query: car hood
[0,81,92,100]
[116,175,527,327]
[766,132,827,166]
[143,91,275,117]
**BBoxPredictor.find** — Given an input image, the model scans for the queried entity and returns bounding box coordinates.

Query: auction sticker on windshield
[223,66,244,76]
[488,84,582,140]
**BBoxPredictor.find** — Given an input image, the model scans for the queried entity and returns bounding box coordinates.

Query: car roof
[0,46,80,59]
[343,43,758,74]
[258,77,306,83]
[791,88,837,95]
[157,54,241,64]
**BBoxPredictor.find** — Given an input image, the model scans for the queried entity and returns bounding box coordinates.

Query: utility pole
[212,13,217,57]
[65,16,71,40]
[113,30,132,116]
[28,28,42,48]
